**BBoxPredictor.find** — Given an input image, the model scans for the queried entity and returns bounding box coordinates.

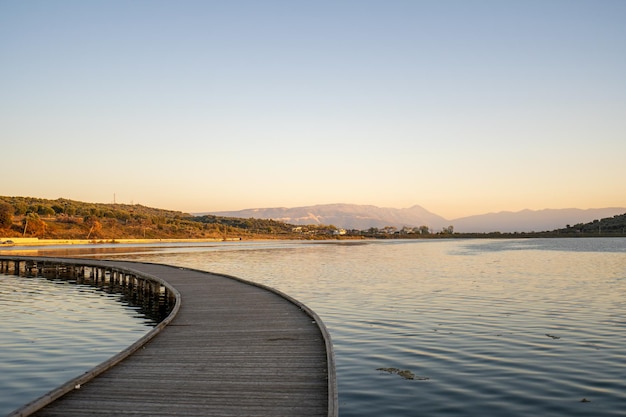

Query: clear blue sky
[2,0,625,219]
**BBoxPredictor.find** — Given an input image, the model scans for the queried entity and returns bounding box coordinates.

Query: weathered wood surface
[2,258,335,417]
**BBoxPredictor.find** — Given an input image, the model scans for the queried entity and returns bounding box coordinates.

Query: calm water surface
[0,274,154,416]
[2,238,625,416]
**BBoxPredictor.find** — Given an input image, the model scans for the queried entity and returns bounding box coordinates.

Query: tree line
[0,196,334,240]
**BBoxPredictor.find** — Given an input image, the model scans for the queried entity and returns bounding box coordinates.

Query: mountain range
[203,204,626,233]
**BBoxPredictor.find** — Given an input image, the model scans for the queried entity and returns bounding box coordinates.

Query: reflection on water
[2,238,625,416]
[0,274,154,416]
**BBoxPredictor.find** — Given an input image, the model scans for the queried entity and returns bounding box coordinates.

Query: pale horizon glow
[2,1,625,220]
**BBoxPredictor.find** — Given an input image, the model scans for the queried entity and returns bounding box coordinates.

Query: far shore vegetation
[1,196,625,243]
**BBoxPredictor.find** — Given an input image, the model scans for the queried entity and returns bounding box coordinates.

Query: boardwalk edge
[2,256,337,417]
[1,257,182,417]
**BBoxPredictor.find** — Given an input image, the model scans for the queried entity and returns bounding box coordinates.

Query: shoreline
[0,237,243,247]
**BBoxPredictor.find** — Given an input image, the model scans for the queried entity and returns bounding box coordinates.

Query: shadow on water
[1,260,174,325]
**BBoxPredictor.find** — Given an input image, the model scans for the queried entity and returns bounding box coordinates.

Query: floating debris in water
[546,334,560,339]
[580,398,591,403]
[376,367,429,381]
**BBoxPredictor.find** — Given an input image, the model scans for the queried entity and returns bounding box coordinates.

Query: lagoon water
[2,238,625,416]
[0,274,154,416]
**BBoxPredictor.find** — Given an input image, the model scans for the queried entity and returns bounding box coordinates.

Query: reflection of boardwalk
[2,258,336,417]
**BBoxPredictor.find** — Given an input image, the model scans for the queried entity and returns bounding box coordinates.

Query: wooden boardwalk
[2,257,336,417]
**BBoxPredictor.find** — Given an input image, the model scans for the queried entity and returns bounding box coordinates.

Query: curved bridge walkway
[1,257,336,417]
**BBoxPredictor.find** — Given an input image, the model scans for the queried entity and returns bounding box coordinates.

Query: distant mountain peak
[199,204,626,233]
[450,207,626,233]
[204,203,448,230]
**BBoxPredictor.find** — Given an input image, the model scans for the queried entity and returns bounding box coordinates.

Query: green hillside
[553,212,626,236]
[0,196,330,240]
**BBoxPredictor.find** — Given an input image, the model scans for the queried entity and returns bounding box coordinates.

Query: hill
[552,212,626,235]
[0,196,315,240]
[206,204,626,233]
[205,203,449,231]
[451,207,626,233]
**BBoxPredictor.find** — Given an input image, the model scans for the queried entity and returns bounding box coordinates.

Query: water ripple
[6,237,625,417]
[0,275,153,416]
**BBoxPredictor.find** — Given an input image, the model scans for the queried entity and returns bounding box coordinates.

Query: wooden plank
[0,257,336,417]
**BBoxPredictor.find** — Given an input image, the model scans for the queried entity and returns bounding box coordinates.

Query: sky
[1,0,625,219]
